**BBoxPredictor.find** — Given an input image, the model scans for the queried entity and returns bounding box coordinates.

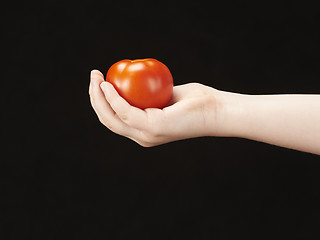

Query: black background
[2,1,320,239]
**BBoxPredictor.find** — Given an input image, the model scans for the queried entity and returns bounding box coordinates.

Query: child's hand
[89,69,320,154]
[89,70,225,147]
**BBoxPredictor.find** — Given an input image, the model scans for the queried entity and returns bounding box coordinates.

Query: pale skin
[89,69,320,155]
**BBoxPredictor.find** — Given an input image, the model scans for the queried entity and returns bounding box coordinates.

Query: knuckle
[117,108,133,125]
[188,82,202,89]
[189,82,200,87]
[99,116,113,130]
[139,130,158,146]
[193,89,208,98]
[118,112,129,122]
[137,140,155,148]
[148,125,162,139]
[132,129,162,148]
[142,143,155,148]
[148,122,163,139]
[145,111,162,136]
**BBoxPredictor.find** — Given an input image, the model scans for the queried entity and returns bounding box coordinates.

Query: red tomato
[106,58,173,109]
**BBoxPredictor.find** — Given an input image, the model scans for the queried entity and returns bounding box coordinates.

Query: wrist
[211,89,250,137]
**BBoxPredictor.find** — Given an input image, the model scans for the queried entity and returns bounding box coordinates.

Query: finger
[100,81,148,130]
[91,69,104,78]
[89,70,132,136]
[89,69,104,95]
[166,83,202,107]
[166,84,189,106]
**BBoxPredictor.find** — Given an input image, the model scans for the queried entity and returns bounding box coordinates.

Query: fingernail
[90,70,95,78]
[90,71,94,83]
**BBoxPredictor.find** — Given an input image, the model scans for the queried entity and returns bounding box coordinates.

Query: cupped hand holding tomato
[89,59,227,147]
[106,58,173,109]
[89,59,320,153]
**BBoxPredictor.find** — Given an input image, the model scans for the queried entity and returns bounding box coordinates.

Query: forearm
[218,91,320,155]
